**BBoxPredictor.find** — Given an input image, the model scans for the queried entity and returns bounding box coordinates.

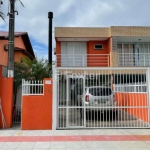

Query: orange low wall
[115,92,148,123]
[21,78,52,130]
[0,66,13,128]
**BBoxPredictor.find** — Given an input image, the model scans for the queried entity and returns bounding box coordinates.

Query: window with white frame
[117,43,150,66]
[117,44,134,66]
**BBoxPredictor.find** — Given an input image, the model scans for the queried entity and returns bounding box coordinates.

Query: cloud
[1,0,150,59]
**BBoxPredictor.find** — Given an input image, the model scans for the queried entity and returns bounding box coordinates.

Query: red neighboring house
[0,31,35,128]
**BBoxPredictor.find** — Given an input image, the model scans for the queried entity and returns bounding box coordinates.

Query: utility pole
[8,0,15,77]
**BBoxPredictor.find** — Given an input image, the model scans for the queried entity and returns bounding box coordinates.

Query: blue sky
[1,0,150,61]
[29,36,49,59]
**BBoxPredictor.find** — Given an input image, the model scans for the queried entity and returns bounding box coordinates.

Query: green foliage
[14,57,52,91]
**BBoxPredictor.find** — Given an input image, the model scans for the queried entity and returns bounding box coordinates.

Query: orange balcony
[56,54,110,67]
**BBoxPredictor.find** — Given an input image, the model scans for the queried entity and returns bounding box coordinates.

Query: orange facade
[55,39,111,67]
[0,36,32,66]
[21,79,52,130]
[14,51,28,62]
[87,40,110,67]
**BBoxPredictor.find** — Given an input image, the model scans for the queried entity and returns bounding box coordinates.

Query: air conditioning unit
[4,44,8,51]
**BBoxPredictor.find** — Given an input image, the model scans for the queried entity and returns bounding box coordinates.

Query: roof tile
[0,31,27,37]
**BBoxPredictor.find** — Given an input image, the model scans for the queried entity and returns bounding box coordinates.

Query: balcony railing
[118,53,150,67]
[56,54,110,67]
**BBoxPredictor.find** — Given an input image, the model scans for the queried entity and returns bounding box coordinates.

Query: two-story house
[54,26,150,102]
[53,26,150,129]
[0,31,35,67]
[55,26,150,68]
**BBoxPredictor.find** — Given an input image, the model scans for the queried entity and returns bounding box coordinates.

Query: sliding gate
[54,67,150,129]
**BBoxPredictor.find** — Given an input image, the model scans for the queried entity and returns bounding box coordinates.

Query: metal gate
[12,105,21,123]
[53,67,150,129]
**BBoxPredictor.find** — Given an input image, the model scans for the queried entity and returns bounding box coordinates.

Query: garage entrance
[53,67,150,129]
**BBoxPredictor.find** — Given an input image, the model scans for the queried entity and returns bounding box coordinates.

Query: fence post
[148,68,150,127]
[22,79,24,95]
[146,68,150,127]
[83,55,84,67]
[21,79,24,129]
[52,66,57,130]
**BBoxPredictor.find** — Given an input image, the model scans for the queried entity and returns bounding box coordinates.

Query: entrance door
[66,76,85,128]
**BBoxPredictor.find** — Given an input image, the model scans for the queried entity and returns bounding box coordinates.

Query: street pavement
[0,125,150,150]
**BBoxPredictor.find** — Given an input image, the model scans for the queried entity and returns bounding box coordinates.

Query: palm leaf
[16,0,24,7]
[0,12,5,21]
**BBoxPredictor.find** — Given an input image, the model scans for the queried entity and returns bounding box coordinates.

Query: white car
[79,86,117,119]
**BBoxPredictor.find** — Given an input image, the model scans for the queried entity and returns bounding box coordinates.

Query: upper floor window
[94,44,103,50]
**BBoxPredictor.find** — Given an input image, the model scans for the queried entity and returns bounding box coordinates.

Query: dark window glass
[89,87,111,96]
[94,44,103,50]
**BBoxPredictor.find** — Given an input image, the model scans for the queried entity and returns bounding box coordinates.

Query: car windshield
[89,87,112,96]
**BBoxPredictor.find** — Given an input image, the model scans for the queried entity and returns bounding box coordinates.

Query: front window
[118,43,150,66]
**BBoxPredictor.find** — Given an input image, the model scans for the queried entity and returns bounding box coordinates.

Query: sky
[0,0,150,61]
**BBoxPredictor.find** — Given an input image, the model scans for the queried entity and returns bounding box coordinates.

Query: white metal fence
[56,54,110,67]
[53,67,150,129]
[114,83,147,93]
[22,79,44,95]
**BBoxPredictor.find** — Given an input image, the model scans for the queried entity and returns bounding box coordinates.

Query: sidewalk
[0,128,150,150]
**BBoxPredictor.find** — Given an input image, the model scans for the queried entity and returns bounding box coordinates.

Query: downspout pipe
[48,12,53,64]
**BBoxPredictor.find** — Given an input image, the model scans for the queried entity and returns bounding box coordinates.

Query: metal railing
[114,83,147,93]
[118,53,150,66]
[22,79,44,95]
[56,54,110,67]
[54,67,149,129]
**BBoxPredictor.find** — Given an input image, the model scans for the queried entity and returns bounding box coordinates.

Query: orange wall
[21,78,52,130]
[0,66,13,128]
[115,92,148,123]
[56,41,61,67]
[0,36,26,66]
[87,40,109,54]
[55,40,111,67]
[14,51,30,62]
[0,40,8,66]
[87,40,110,66]
[56,41,61,55]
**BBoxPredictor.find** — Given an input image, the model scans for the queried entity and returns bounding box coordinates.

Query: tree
[13,57,52,119]
[14,57,52,93]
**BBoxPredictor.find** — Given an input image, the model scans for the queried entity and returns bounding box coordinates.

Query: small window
[94,44,103,50]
